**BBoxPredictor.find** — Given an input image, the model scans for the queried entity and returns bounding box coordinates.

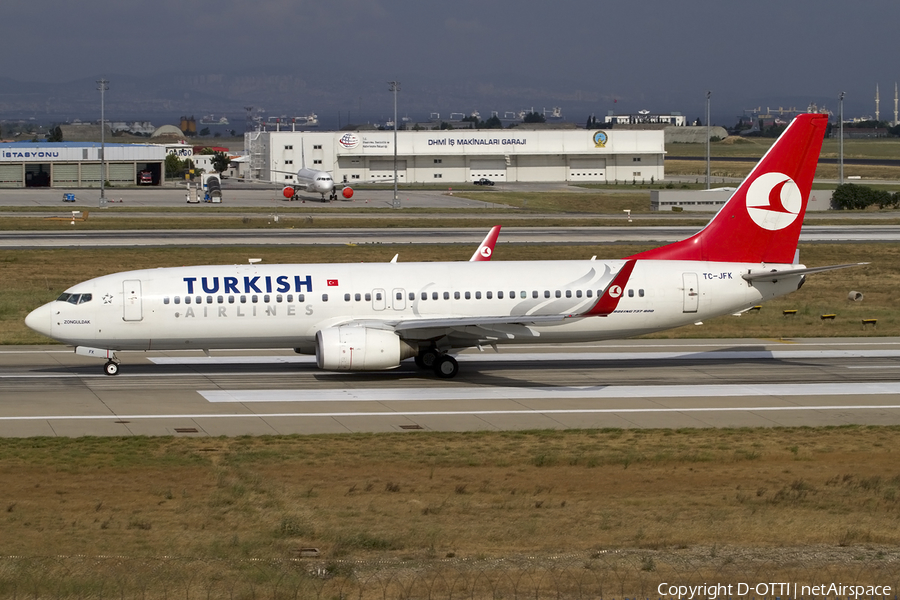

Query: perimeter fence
[1,551,899,600]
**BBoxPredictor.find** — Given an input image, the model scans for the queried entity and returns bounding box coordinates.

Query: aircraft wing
[742,262,868,282]
[341,259,636,341]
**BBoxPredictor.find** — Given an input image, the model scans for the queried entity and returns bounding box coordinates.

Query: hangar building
[246,128,665,185]
[0,142,168,188]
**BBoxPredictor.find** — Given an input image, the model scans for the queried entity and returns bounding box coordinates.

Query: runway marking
[200,382,900,403]
[148,349,900,366]
[0,405,900,422]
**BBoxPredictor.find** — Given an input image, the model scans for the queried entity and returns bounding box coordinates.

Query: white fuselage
[295,167,334,197]
[26,259,801,353]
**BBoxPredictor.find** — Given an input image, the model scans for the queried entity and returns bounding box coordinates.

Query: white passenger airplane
[279,147,353,202]
[26,113,862,378]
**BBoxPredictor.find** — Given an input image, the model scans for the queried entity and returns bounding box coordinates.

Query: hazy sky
[5,0,899,122]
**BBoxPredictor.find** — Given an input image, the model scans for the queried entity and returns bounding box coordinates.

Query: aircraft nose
[25,303,54,338]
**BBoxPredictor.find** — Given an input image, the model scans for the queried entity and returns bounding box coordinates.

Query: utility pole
[705,91,711,190]
[839,91,845,185]
[97,78,109,206]
[388,81,401,209]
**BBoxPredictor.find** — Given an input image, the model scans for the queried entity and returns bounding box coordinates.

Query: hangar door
[568,158,606,181]
[108,163,136,186]
[368,160,406,182]
[469,159,506,181]
[0,165,23,188]
[52,164,79,187]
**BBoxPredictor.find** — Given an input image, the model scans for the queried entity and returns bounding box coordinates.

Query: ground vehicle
[473,178,494,186]
[139,171,152,185]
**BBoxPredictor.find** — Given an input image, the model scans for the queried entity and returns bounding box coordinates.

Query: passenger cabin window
[297,294,305,302]
[454,292,460,300]
[344,294,351,302]
[465,292,471,300]
[475,291,482,300]
[443,291,450,300]
[432,292,438,300]
[322,294,329,302]
[174,297,181,305]
[164,297,169,305]
[486,291,493,299]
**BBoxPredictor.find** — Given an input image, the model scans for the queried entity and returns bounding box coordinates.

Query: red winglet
[470,225,501,261]
[584,260,636,316]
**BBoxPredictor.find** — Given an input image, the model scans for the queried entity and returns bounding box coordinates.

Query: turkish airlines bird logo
[479,246,492,258]
[608,285,623,298]
[745,172,802,231]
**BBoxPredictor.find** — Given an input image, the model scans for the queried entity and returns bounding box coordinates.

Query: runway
[2,338,900,436]
[3,225,900,248]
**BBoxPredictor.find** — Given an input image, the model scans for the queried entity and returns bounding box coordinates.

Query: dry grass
[2,428,900,562]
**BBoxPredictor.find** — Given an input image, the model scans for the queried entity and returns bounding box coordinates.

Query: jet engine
[341,186,354,199]
[316,326,416,371]
[282,186,296,199]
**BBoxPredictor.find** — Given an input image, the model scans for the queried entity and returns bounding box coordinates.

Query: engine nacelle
[342,186,354,199]
[316,327,416,371]
[282,186,296,199]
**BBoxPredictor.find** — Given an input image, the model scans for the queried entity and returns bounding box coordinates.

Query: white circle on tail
[479,246,492,258]
[745,172,802,231]
[608,285,622,298]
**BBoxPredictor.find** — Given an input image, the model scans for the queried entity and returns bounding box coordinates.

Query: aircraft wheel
[104,361,120,376]
[433,355,459,379]
[415,349,439,370]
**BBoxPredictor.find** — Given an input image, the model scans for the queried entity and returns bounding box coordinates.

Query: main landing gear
[415,348,459,379]
[103,360,120,376]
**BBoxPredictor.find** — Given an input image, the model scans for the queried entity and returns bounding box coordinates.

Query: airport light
[388,81,400,209]
[839,91,845,185]
[706,91,711,190]
[97,79,109,205]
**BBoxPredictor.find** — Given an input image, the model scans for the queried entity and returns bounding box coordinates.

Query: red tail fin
[630,113,828,264]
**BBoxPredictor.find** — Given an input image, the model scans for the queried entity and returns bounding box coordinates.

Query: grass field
[0,243,893,345]
[1,428,900,596]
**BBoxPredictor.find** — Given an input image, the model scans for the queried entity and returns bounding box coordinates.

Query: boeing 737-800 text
[26,113,861,378]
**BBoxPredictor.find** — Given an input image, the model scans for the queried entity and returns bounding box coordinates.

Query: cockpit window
[57,293,93,304]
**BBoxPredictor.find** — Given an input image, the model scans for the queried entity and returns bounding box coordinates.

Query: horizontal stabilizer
[742,263,868,282]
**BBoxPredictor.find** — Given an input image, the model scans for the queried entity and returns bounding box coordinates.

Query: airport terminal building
[246,128,665,185]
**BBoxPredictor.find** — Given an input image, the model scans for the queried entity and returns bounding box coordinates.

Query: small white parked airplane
[279,147,353,202]
[26,114,862,378]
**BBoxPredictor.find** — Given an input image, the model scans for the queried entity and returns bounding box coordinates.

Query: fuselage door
[682,272,699,313]
[123,279,143,321]
[392,288,406,311]
[372,288,386,311]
